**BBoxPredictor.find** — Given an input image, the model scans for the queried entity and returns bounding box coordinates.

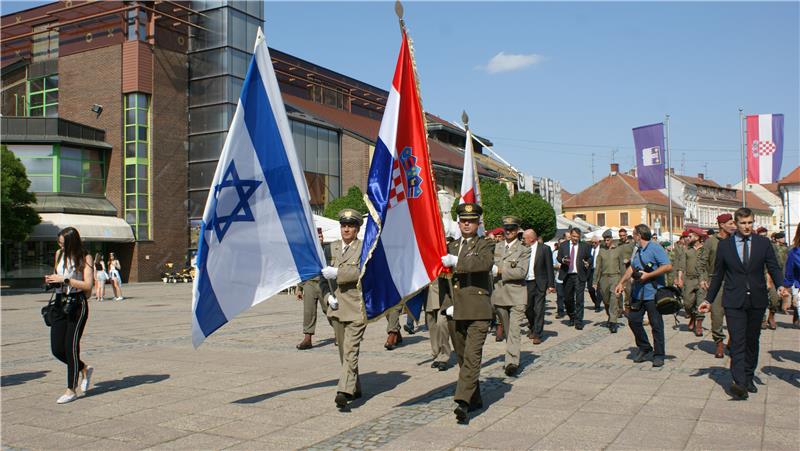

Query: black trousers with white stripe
[50,293,88,390]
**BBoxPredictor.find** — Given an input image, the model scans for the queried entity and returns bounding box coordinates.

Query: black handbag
[655,285,683,315]
[41,290,57,327]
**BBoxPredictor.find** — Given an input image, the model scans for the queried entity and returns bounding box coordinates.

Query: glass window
[188,190,210,218]
[229,9,247,51]
[29,176,53,192]
[230,48,249,79]
[597,213,605,227]
[190,48,226,79]
[21,158,53,174]
[60,158,82,177]
[60,177,81,193]
[124,92,151,241]
[190,76,226,106]
[189,132,226,162]
[190,104,233,133]
[327,130,340,176]
[189,161,219,189]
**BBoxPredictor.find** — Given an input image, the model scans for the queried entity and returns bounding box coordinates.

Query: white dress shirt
[526,242,538,281]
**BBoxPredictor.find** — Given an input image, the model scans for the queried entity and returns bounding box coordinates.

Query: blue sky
[4,1,798,193]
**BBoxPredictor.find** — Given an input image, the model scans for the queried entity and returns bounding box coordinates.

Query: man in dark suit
[699,207,786,400]
[557,227,593,329]
[522,229,555,344]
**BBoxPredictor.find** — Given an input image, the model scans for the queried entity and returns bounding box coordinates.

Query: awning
[30,213,135,242]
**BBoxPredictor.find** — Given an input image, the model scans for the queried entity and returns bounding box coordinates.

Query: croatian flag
[746,114,784,184]
[192,28,324,347]
[360,30,448,320]
[460,128,481,205]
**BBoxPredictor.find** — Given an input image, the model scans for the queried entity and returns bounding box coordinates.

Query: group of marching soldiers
[293,206,791,423]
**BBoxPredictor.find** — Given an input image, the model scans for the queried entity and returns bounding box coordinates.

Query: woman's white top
[56,255,84,294]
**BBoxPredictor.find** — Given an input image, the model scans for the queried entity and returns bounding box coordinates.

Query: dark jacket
[441,236,495,320]
[705,234,783,310]
[557,240,592,282]
[528,242,555,290]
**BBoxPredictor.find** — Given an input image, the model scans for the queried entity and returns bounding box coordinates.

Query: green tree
[449,179,512,230]
[510,191,557,242]
[1,146,40,242]
[323,185,367,220]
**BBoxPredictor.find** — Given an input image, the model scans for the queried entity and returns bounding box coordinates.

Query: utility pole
[591,152,595,183]
[611,147,618,163]
[703,162,709,178]
[681,152,686,175]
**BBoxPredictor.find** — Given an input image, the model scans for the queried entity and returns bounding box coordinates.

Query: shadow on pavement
[233,371,411,406]
[760,366,800,388]
[768,349,800,364]
[690,366,736,398]
[686,340,719,356]
[89,374,170,397]
[1,370,50,387]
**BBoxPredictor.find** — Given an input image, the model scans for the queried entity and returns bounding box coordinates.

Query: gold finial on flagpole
[395,0,404,20]
[462,110,469,131]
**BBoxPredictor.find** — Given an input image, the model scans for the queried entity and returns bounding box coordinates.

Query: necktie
[342,244,349,256]
[742,236,749,267]
[459,238,470,258]
[570,243,577,272]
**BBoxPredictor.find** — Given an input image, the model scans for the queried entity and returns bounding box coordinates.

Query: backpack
[655,285,683,315]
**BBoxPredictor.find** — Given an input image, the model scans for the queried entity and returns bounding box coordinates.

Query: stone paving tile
[4,430,98,450]
[609,415,696,449]
[3,283,799,450]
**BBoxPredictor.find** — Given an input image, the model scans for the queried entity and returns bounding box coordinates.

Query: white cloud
[480,51,544,74]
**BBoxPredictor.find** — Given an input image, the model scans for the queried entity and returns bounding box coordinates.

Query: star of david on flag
[191,28,324,347]
[210,161,261,242]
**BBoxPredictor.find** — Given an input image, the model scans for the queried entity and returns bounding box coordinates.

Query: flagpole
[740,108,746,207]
[665,114,673,239]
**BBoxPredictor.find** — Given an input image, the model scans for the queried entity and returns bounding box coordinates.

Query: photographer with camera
[615,224,673,367]
[43,227,95,404]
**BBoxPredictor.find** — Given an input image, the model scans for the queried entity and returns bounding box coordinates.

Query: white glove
[322,266,338,280]
[441,254,458,268]
[445,305,454,317]
[492,264,498,277]
[327,294,339,310]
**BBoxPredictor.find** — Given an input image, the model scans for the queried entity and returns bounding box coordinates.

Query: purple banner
[633,123,666,191]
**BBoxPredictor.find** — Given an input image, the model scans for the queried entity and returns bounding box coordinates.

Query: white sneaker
[80,367,93,392]
[114,297,124,301]
[57,392,78,404]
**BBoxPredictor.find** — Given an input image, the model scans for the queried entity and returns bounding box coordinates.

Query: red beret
[756,227,768,233]
[681,230,690,237]
[716,213,733,224]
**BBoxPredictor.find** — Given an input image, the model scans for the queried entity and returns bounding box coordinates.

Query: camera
[45,282,63,291]
[632,262,655,281]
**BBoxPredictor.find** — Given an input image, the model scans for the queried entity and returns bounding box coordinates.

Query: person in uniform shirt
[491,215,531,376]
[701,213,736,358]
[384,304,404,350]
[763,231,788,330]
[617,228,635,313]
[296,228,331,350]
[592,230,625,333]
[321,209,366,409]
[440,203,495,423]
[677,229,708,337]
[672,231,689,287]
[426,273,452,370]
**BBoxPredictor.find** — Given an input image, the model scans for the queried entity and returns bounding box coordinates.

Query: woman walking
[93,253,108,301]
[107,252,124,301]
[44,227,94,404]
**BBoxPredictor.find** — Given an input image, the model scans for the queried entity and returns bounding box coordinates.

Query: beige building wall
[564,205,684,232]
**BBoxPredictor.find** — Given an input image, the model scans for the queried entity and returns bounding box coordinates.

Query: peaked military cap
[457,203,482,220]
[602,230,613,239]
[338,208,363,226]
[502,215,522,229]
[774,232,785,239]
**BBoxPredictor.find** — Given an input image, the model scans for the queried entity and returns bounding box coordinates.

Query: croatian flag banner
[359,30,447,320]
[633,122,666,191]
[746,114,784,184]
[192,28,324,347]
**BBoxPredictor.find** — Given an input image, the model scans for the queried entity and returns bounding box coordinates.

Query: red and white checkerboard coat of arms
[751,140,777,157]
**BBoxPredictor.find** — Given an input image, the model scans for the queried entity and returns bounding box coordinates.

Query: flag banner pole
[358,0,448,322]
[740,108,746,207]
[665,114,673,238]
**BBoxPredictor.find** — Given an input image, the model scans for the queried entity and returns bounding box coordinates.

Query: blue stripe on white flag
[194,227,227,337]
[240,51,322,280]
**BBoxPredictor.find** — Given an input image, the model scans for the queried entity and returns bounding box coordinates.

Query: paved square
[2,283,798,450]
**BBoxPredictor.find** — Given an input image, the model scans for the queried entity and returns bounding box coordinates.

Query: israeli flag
[192,28,324,347]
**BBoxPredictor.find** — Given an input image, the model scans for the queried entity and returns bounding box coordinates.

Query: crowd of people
[299,206,799,422]
[42,208,799,421]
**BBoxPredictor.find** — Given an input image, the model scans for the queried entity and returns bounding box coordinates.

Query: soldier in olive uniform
[678,229,708,336]
[440,203,495,423]
[296,228,331,350]
[491,215,531,376]
[671,231,688,287]
[425,275,452,370]
[384,304,404,350]
[701,213,736,358]
[618,228,635,313]
[593,230,625,333]
[763,232,789,329]
[321,209,366,409]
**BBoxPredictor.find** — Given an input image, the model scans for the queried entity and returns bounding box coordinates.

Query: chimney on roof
[610,163,619,175]
[698,173,705,180]
[627,168,636,177]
